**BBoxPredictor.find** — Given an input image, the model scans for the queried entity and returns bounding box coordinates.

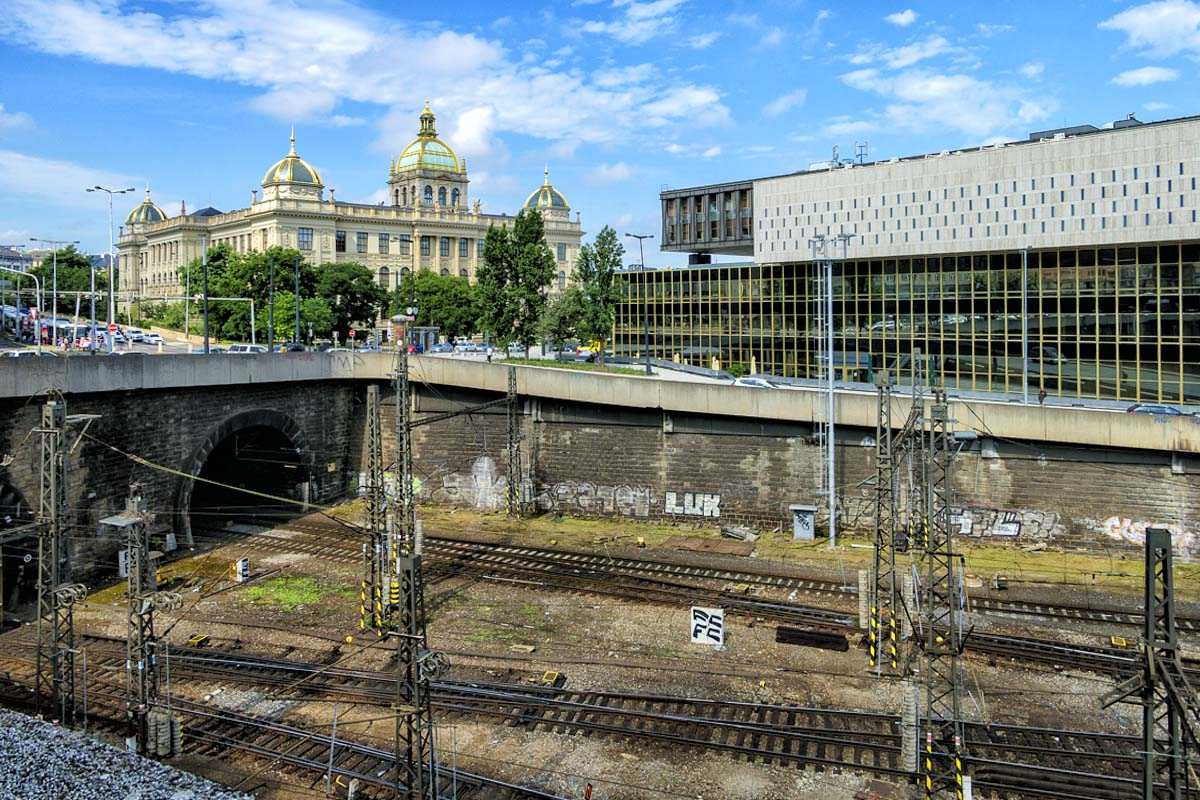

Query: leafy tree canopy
[477,209,556,351]
[539,286,583,350]
[392,270,481,341]
[29,245,105,313]
[572,225,625,362]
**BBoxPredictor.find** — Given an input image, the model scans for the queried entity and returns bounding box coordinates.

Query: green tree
[572,225,625,364]
[315,261,388,341]
[393,271,481,341]
[264,292,334,342]
[510,209,557,354]
[30,246,105,313]
[476,224,516,345]
[539,286,583,351]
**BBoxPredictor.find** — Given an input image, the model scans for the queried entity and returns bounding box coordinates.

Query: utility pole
[387,310,440,799]
[293,255,301,345]
[29,238,80,349]
[868,371,900,675]
[507,365,522,517]
[917,386,967,800]
[362,384,387,633]
[34,400,87,724]
[201,234,210,354]
[624,232,654,374]
[86,185,135,353]
[1102,528,1199,799]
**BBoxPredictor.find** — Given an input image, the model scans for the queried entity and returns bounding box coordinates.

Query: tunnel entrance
[0,479,36,626]
[184,417,310,544]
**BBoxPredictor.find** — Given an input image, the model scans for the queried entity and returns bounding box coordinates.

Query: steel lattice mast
[506,365,522,517]
[362,383,387,632]
[918,387,966,800]
[869,371,900,674]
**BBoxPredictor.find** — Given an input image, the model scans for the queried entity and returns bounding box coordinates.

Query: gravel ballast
[0,710,250,800]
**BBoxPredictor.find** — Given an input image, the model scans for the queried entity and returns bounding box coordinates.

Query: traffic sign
[107,322,117,333]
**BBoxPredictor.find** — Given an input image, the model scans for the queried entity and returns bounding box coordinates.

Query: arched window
[423,185,433,205]
[378,266,390,288]
[438,187,447,206]
[558,271,567,290]
[401,267,411,277]
[440,268,450,277]
[451,188,460,207]
[400,187,406,206]
[459,269,468,278]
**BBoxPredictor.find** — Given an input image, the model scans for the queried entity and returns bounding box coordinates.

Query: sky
[0,0,1198,266]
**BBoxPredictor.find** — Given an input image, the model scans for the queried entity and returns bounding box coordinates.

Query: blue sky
[0,0,1198,266]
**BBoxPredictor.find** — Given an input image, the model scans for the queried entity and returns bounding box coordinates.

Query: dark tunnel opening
[188,424,309,539]
[0,480,36,627]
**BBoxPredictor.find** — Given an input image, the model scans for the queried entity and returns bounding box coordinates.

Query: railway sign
[232,557,250,583]
[690,606,724,647]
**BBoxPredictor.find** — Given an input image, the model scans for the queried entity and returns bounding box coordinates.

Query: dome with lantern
[391,103,462,175]
[124,188,168,225]
[523,167,570,217]
[262,129,323,188]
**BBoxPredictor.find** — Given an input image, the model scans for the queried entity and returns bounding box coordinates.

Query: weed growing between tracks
[242,576,357,613]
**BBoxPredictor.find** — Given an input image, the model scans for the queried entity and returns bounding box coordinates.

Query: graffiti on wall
[422,456,508,512]
[949,507,1066,540]
[535,481,653,517]
[664,491,721,518]
[1086,516,1199,556]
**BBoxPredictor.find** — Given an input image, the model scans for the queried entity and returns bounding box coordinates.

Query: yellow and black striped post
[373,583,384,637]
[358,579,369,630]
[868,605,879,667]
[388,580,400,627]
[887,613,898,669]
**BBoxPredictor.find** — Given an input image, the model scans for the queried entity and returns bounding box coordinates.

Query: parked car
[143,332,164,345]
[1126,403,1186,416]
[428,342,454,354]
[281,342,306,352]
[208,345,226,353]
[227,343,268,353]
[733,377,773,389]
[126,327,146,342]
[5,349,57,358]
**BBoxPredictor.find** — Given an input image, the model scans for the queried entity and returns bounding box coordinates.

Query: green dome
[262,130,323,187]
[391,103,462,174]
[125,189,167,225]
[524,167,569,211]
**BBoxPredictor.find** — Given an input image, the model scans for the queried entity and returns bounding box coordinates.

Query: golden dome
[391,103,462,174]
[523,167,570,211]
[262,129,323,187]
[125,188,167,225]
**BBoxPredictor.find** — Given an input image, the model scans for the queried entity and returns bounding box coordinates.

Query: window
[423,185,433,205]
[458,238,468,258]
[378,266,390,288]
[378,233,390,253]
[397,234,411,255]
[459,269,468,278]
[260,230,267,250]
[556,243,567,261]
[440,268,449,276]
[420,236,431,257]
[335,230,346,252]
[558,271,566,290]
[438,187,447,206]
[477,239,485,258]
[356,231,368,253]
[451,188,460,207]
[439,236,450,257]
[401,187,407,205]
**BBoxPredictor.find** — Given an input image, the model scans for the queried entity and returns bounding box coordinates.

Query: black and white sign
[690,606,724,647]
[233,557,250,583]
[118,549,129,578]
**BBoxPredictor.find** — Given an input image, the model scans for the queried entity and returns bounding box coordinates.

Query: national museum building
[615,114,1200,403]
[117,104,583,304]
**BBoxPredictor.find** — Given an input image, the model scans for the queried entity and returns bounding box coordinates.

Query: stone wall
[405,385,1200,559]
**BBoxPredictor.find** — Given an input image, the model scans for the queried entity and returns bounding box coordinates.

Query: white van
[126,327,146,342]
[227,344,268,353]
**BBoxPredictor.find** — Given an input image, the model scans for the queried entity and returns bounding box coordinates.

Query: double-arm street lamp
[86,185,135,352]
[29,237,79,348]
[623,232,654,375]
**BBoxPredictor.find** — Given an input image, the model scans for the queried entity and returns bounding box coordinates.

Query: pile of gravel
[0,709,250,800]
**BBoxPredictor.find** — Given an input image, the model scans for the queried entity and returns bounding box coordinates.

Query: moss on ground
[242,575,356,612]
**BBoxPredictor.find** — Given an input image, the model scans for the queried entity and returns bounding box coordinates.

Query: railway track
[208,519,1200,634]
[196,522,1196,679]
[1,634,1191,799]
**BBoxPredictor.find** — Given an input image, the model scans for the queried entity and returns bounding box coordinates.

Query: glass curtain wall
[613,242,1200,402]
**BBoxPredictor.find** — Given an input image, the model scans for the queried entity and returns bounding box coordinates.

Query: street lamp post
[29,238,80,349]
[293,256,301,344]
[87,185,135,353]
[624,233,654,375]
[0,266,41,354]
[268,257,275,352]
[201,234,210,354]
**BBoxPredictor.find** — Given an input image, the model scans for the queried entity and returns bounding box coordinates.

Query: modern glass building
[615,115,1200,402]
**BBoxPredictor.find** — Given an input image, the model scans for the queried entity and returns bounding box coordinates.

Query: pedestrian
[1038,387,1046,405]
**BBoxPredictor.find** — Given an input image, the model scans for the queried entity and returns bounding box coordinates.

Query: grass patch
[501,358,647,376]
[243,575,353,612]
[459,599,553,646]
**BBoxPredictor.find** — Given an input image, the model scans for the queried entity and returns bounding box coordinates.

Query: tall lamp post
[0,266,41,354]
[624,232,654,375]
[29,238,80,348]
[87,185,135,353]
[201,234,210,354]
[293,256,301,345]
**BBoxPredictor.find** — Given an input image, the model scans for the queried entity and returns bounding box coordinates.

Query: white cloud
[823,118,876,136]
[615,212,634,227]
[593,63,656,87]
[760,26,785,47]
[763,89,807,117]
[581,0,686,44]
[589,162,633,183]
[0,150,141,208]
[1019,61,1044,78]
[450,106,497,158]
[664,143,685,154]
[839,67,1055,139]
[1099,0,1200,58]
[702,145,721,157]
[850,35,954,69]
[2,1,726,158]
[1112,65,1180,85]
[1144,100,1171,110]
[885,9,917,27]
[0,104,33,132]
[687,32,721,49]
[976,23,1015,37]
